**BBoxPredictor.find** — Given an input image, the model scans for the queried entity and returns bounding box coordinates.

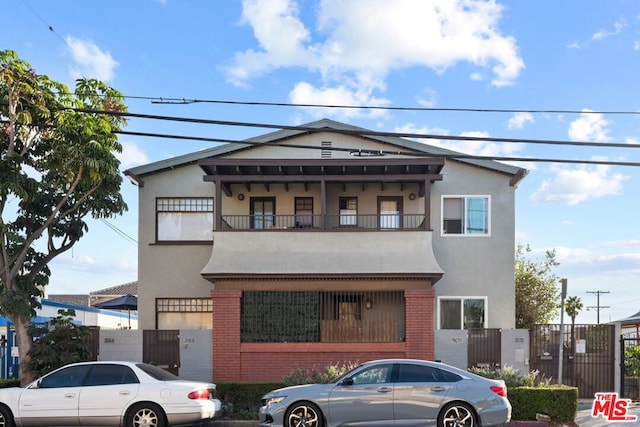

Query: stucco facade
[125,119,526,381]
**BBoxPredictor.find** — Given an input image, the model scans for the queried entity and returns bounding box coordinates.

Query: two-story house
[124,119,526,381]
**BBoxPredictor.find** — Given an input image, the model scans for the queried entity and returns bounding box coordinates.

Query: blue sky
[3,0,639,325]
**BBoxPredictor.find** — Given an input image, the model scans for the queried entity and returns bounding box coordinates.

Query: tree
[565,295,583,327]
[515,244,560,329]
[28,309,93,378]
[0,50,127,384]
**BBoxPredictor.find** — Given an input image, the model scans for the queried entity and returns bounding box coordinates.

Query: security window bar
[156,298,213,312]
[156,197,213,241]
[241,291,405,343]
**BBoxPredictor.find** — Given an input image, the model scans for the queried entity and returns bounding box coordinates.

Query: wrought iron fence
[529,324,615,398]
[241,290,405,343]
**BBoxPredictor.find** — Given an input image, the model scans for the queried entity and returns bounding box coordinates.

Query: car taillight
[490,385,507,397]
[188,388,217,400]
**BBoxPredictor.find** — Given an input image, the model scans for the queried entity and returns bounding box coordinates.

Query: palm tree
[565,295,584,384]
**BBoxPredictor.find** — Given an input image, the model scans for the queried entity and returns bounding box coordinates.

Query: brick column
[404,288,435,360]
[212,288,242,381]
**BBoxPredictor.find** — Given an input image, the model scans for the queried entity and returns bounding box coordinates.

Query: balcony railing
[221,214,427,231]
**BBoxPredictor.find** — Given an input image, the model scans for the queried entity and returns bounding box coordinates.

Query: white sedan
[0,361,222,427]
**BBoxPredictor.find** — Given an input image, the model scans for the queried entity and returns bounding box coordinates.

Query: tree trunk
[12,314,34,385]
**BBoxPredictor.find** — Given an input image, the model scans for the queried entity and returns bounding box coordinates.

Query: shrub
[283,360,359,385]
[469,365,551,388]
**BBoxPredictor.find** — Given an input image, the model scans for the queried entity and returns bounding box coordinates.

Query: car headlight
[265,396,287,405]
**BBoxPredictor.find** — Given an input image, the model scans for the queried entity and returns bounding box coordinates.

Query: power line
[61,105,640,149]
[116,129,640,167]
[138,95,640,116]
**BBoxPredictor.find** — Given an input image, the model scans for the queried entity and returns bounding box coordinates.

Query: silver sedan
[259,358,511,427]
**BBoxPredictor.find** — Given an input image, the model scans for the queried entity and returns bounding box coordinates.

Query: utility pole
[587,290,610,324]
[558,278,567,385]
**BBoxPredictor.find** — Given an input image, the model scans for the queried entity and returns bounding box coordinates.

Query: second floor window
[339,197,357,226]
[295,197,314,228]
[442,196,490,235]
[156,197,213,242]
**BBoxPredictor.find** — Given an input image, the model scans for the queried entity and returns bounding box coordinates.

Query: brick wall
[211,287,436,382]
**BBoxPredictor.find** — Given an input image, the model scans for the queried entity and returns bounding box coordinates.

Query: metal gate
[621,334,640,400]
[530,324,615,398]
[143,330,180,375]
[468,328,502,368]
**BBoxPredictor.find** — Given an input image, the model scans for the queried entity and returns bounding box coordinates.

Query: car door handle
[119,391,131,395]
[431,386,446,392]
[64,393,76,398]
[377,387,392,393]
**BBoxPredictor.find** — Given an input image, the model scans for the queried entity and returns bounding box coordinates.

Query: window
[157,298,213,329]
[156,197,213,241]
[85,364,139,386]
[351,364,392,384]
[379,197,402,229]
[251,197,275,229]
[339,197,357,226]
[39,365,91,388]
[438,297,487,329]
[442,196,490,235]
[295,197,313,227]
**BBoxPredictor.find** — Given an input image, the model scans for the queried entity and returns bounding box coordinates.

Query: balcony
[220,214,428,231]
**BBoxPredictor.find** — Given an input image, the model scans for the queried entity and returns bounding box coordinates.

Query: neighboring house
[124,119,527,381]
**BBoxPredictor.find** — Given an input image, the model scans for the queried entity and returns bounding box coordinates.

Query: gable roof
[124,118,527,186]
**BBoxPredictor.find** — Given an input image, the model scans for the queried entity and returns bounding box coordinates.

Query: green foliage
[625,345,640,377]
[0,379,21,388]
[216,382,285,420]
[508,386,578,422]
[0,49,127,384]
[27,309,93,378]
[469,365,551,388]
[564,296,583,324]
[283,360,359,385]
[515,244,561,329]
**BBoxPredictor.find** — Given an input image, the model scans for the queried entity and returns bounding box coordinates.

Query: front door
[251,197,275,229]
[378,197,402,229]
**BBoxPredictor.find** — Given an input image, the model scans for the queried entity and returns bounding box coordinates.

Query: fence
[529,324,616,398]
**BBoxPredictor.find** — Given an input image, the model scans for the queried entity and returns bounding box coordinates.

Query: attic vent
[321,141,332,158]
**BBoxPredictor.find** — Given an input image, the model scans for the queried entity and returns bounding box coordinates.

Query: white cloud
[65,36,118,82]
[508,112,534,130]
[529,163,627,205]
[228,0,524,105]
[117,142,149,170]
[591,18,627,41]
[568,110,610,142]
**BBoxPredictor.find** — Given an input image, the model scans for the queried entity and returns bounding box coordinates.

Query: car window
[397,364,442,383]
[351,364,392,384]
[435,368,462,383]
[136,363,180,381]
[85,364,139,386]
[39,365,91,388]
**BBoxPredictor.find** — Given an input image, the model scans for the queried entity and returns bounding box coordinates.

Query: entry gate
[530,324,615,398]
[621,335,640,400]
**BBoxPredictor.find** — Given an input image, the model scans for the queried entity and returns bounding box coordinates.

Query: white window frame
[156,197,213,242]
[441,195,491,236]
[436,296,488,330]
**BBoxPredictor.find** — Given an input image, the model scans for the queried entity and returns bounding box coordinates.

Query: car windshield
[136,363,180,381]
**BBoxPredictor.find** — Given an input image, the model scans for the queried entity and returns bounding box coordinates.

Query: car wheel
[125,402,167,427]
[0,405,14,427]
[285,401,323,427]
[438,401,477,427]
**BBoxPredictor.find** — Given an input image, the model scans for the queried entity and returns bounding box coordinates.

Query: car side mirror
[340,378,354,386]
